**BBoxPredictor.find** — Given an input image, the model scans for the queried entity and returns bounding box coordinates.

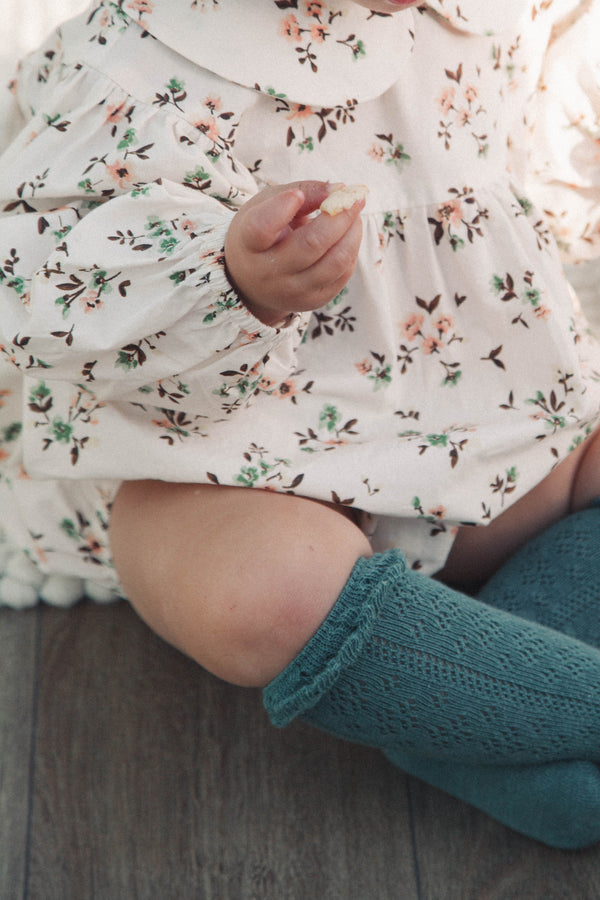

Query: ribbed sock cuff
[263,549,406,727]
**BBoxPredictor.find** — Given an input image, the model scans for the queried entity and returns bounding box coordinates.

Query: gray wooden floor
[1,602,599,899]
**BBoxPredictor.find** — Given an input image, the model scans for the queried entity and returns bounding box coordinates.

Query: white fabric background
[0,0,89,84]
[0,0,598,325]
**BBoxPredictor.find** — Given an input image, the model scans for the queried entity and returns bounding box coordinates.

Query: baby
[1,0,600,848]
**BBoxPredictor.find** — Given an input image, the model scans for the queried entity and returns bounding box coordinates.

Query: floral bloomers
[0,0,599,604]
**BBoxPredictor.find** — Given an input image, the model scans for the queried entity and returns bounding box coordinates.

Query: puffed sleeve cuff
[4,179,310,418]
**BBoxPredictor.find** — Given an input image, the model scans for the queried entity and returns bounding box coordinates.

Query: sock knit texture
[477,503,600,645]
[385,751,600,850]
[264,522,600,849]
[263,549,600,766]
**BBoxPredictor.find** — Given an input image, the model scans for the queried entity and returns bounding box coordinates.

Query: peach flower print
[439,200,463,226]
[204,95,222,113]
[310,24,327,43]
[355,359,373,376]
[434,315,453,333]
[429,505,447,519]
[438,86,456,114]
[127,0,154,16]
[534,305,551,320]
[286,103,314,121]
[197,118,220,142]
[368,143,385,163]
[401,313,425,340]
[79,291,103,314]
[105,102,127,126]
[276,380,298,400]
[258,376,277,392]
[106,159,135,188]
[280,14,302,42]
[464,85,478,103]
[422,336,443,355]
[455,108,470,127]
[304,0,325,14]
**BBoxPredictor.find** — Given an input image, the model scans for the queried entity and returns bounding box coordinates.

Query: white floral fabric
[0,0,599,603]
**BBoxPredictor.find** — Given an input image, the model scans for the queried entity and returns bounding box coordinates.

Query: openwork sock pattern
[477,503,600,646]
[264,550,600,766]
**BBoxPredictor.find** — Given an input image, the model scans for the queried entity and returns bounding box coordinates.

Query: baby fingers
[280,199,365,274]
[285,211,364,310]
[240,189,307,252]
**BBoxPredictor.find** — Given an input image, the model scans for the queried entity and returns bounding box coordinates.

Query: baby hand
[224,181,365,326]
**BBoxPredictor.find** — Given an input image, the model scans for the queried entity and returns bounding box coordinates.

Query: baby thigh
[439,425,600,591]
[108,481,372,687]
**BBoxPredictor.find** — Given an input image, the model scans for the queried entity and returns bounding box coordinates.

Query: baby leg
[263,548,600,848]
[438,422,600,591]
[109,480,371,687]
[392,502,600,850]
[110,481,600,847]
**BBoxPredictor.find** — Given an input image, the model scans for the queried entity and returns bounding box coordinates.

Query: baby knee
[181,529,368,687]
[110,481,370,688]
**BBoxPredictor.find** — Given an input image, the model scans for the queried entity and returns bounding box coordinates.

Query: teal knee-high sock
[477,503,600,644]
[383,753,600,849]
[263,549,600,847]
[389,505,600,850]
[264,550,600,764]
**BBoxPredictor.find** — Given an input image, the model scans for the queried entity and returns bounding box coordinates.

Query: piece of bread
[320,183,369,216]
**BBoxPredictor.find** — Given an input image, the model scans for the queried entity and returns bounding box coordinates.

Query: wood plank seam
[22,607,43,900]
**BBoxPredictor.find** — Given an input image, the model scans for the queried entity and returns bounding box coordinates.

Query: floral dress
[0,0,599,606]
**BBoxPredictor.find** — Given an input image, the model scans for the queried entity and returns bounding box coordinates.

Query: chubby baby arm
[224,181,366,326]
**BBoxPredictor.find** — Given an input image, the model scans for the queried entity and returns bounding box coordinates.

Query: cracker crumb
[320,183,369,216]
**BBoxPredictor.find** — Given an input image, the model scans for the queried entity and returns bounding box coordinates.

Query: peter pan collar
[120,0,531,106]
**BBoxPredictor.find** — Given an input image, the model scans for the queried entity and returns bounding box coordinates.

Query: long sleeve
[0,17,310,479]
[1,178,305,418]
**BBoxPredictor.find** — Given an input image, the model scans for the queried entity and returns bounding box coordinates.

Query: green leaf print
[154,78,188,112]
[524,287,541,307]
[145,218,180,255]
[232,446,296,490]
[29,382,52,411]
[516,196,533,216]
[236,466,259,487]
[320,405,342,432]
[60,518,78,540]
[78,179,97,195]
[51,418,73,444]
[183,166,212,191]
[298,137,314,153]
[117,127,137,150]
[426,434,448,448]
[265,87,288,100]
[131,185,152,199]
[202,293,240,323]
[2,422,21,443]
